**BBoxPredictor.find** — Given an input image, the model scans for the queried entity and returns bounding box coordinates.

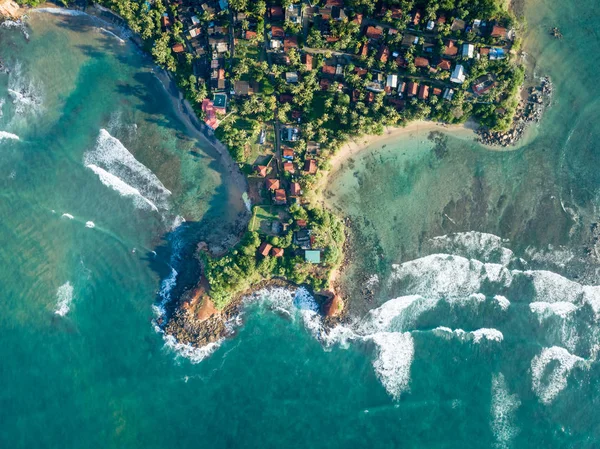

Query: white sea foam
[153,267,178,320]
[99,27,125,43]
[359,295,429,334]
[54,282,74,316]
[431,327,503,344]
[389,254,513,300]
[85,221,95,228]
[531,346,584,405]
[7,62,43,118]
[34,7,88,16]
[0,19,29,40]
[494,295,511,311]
[86,164,159,211]
[367,332,414,399]
[529,301,578,319]
[163,334,222,364]
[430,232,514,265]
[242,192,252,212]
[61,213,74,219]
[0,98,5,118]
[84,129,170,211]
[472,328,504,344]
[0,131,19,140]
[491,373,520,449]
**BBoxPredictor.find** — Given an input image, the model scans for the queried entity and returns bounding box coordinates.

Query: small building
[303,53,313,71]
[266,179,280,191]
[245,30,257,40]
[271,247,284,257]
[285,4,301,23]
[304,159,317,174]
[285,72,299,83]
[255,165,269,177]
[462,43,475,59]
[161,14,171,30]
[426,20,435,31]
[172,43,185,53]
[305,250,321,264]
[407,81,418,97]
[418,84,429,100]
[450,65,466,84]
[415,56,429,68]
[437,59,452,70]
[234,80,253,96]
[376,45,390,63]
[191,15,200,25]
[451,18,466,32]
[365,26,384,40]
[491,25,508,39]
[386,74,398,89]
[290,182,302,196]
[283,162,295,173]
[284,36,298,52]
[274,189,287,205]
[402,34,418,47]
[444,40,458,57]
[281,127,299,142]
[269,6,284,19]
[443,88,454,101]
[270,26,285,39]
[322,65,336,76]
[258,242,272,257]
[282,148,294,160]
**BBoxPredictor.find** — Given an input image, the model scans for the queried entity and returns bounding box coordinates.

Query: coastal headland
[2,0,545,348]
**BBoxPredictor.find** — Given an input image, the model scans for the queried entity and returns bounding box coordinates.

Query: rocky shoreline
[476,76,553,147]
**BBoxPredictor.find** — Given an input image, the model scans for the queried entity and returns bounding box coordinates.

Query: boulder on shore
[0,0,20,18]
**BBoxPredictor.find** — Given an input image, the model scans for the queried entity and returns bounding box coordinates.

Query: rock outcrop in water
[0,0,19,19]
[476,77,553,147]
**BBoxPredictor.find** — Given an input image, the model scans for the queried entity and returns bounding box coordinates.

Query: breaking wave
[0,131,20,140]
[54,282,74,316]
[85,221,95,228]
[33,7,88,16]
[84,129,171,212]
[531,346,585,404]
[61,213,74,219]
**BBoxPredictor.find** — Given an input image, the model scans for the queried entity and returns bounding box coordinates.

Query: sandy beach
[328,120,478,174]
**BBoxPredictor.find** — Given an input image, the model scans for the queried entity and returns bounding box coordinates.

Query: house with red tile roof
[274,189,287,205]
[290,182,302,196]
[377,45,390,63]
[303,53,313,71]
[245,30,257,40]
[418,84,429,100]
[444,40,458,56]
[415,56,429,68]
[266,178,280,191]
[258,242,272,257]
[269,6,284,19]
[271,26,285,39]
[437,59,451,70]
[283,162,295,173]
[304,159,317,174]
[271,247,284,257]
[491,25,507,38]
[365,26,383,40]
[284,36,298,52]
[322,65,336,76]
[407,81,418,97]
[255,165,268,177]
[172,43,185,53]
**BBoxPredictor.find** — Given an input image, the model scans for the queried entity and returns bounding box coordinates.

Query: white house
[386,74,398,89]
[462,43,475,59]
[450,65,466,83]
[426,20,435,31]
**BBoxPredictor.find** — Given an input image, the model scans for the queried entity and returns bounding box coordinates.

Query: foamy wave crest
[429,232,514,265]
[368,332,414,399]
[491,373,520,449]
[153,267,178,320]
[84,129,171,211]
[531,346,584,404]
[530,301,578,319]
[163,334,222,364]
[99,27,125,43]
[34,7,88,16]
[359,295,433,334]
[431,327,503,344]
[61,213,74,219]
[54,282,74,316]
[0,131,19,141]
[0,98,5,118]
[86,164,159,211]
[0,19,29,40]
[494,295,510,311]
[85,221,95,228]
[389,254,513,300]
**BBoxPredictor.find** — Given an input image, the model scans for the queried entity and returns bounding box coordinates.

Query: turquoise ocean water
[1,3,600,448]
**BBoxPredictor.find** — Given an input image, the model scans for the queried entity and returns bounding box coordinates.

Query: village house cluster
[154,0,520,292]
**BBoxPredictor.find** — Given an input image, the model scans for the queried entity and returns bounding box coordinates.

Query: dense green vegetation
[203,205,345,308]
